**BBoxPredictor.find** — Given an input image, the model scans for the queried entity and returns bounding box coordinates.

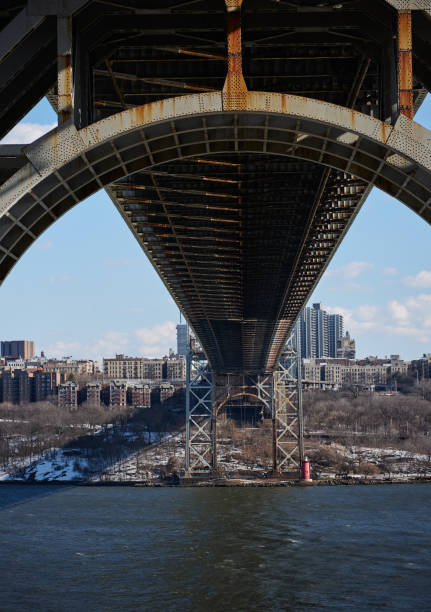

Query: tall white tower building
[176,324,188,356]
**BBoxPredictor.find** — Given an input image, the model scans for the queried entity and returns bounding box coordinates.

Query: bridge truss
[185,341,305,477]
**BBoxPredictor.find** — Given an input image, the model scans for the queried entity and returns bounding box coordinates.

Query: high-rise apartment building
[295,303,348,359]
[1,371,18,404]
[1,340,35,359]
[328,313,344,358]
[16,369,34,403]
[297,306,315,358]
[176,324,188,356]
[313,303,329,357]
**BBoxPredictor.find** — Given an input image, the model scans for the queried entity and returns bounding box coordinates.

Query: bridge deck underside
[111,153,365,373]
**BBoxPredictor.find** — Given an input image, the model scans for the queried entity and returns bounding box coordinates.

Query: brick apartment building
[16,369,34,403]
[159,383,175,403]
[127,383,151,408]
[410,354,431,380]
[109,381,128,406]
[1,371,18,403]
[34,371,61,402]
[85,382,102,406]
[58,381,78,408]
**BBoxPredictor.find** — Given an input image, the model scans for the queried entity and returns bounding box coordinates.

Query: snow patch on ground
[0,449,89,482]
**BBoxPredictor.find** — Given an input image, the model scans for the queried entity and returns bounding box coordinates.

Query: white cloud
[383,266,398,276]
[44,320,177,363]
[0,122,56,144]
[327,293,431,346]
[388,300,409,324]
[326,261,373,280]
[404,270,431,288]
[135,321,177,356]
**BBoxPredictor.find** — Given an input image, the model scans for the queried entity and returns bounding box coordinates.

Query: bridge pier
[272,338,304,477]
[185,343,305,479]
[184,351,214,477]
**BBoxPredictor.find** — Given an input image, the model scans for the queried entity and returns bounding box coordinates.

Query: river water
[0,484,430,611]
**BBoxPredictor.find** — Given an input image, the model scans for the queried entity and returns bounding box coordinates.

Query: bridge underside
[110,153,365,373]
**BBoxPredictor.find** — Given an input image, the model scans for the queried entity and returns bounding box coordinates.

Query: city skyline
[0,97,430,362]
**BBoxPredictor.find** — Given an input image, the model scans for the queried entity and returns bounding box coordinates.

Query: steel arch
[1,91,430,283]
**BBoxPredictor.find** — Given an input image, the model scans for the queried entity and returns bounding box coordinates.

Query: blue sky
[0,97,430,362]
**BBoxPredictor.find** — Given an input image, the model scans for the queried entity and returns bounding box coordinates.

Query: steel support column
[272,333,304,475]
[398,10,413,119]
[223,0,247,110]
[185,351,214,476]
[57,16,73,123]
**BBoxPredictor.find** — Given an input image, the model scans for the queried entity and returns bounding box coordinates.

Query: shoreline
[1,476,430,487]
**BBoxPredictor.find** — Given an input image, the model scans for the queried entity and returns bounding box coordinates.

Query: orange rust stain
[397,11,413,120]
[380,122,391,143]
[135,105,147,127]
[58,54,73,123]
[223,1,247,110]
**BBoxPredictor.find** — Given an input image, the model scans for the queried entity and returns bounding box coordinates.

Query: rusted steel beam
[223,0,247,110]
[95,100,134,108]
[192,158,240,168]
[397,10,414,120]
[57,16,73,123]
[153,46,227,61]
[93,69,218,93]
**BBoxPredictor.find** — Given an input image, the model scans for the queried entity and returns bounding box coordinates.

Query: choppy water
[0,484,430,611]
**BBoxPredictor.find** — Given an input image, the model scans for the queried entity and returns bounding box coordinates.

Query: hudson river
[0,484,430,611]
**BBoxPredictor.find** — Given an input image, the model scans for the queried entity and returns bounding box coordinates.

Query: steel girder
[0,1,89,139]
[0,92,430,372]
